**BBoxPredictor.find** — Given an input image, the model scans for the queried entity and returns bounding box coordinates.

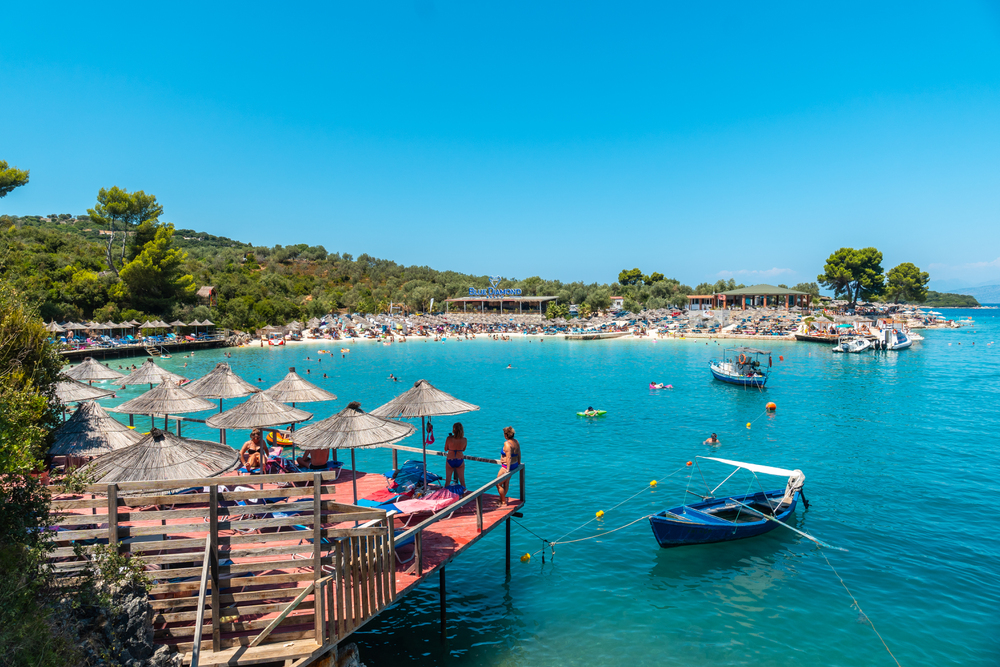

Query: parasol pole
[218,399,225,444]
[351,449,357,504]
[422,415,427,491]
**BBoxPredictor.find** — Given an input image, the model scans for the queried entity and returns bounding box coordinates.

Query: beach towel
[392,487,461,514]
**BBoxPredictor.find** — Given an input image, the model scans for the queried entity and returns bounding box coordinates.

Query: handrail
[190,533,212,667]
[68,469,350,494]
[397,465,522,544]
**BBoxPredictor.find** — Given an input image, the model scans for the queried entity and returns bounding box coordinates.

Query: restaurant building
[687,284,813,311]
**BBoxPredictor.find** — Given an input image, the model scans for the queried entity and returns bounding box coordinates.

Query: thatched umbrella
[205,392,312,430]
[294,401,415,503]
[63,357,127,384]
[119,358,187,388]
[111,381,214,430]
[82,428,239,489]
[264,367,337,406]
[371,379,479,488]
[185,362,261,443]
[54,376,115,404]
[169,319,187,329]
[50,401,142,459]
[45,321,65,333]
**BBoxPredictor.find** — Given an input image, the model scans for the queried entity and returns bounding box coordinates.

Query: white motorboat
[875,327,912,351]
[831,335,871,353]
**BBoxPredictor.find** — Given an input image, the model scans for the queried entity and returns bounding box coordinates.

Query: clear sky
[2,2,999,289]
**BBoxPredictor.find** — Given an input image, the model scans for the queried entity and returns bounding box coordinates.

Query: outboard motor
[781,470,806,507]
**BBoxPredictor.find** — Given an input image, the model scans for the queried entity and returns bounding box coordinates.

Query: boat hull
[710,366,768,387]
[649,490,797,548]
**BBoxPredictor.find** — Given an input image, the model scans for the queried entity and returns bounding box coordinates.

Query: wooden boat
[649,457,805,548]
[709,347,771,387]
[794,332,840,344]
[564,331,628,341]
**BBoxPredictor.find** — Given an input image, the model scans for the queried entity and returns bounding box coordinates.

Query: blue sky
[2,2,999,289]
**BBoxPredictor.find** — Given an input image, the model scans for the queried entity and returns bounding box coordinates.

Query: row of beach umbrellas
[45,319,215,333]
[53,356,479,496]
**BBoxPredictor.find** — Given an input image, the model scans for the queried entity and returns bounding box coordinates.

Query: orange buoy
[686,461,692,466]
[766,402,777,411]
[779,355,784,361]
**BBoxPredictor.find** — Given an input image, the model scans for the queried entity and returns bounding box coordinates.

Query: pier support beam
[439,566,447,637]
[505,518,511,575]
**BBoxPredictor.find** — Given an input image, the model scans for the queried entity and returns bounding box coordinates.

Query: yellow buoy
[596,510,605,519]
[520,553,531,562]
[746,422,752,429]
[650,480,657,487]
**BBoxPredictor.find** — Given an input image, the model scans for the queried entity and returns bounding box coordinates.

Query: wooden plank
[50,527,112,541]
[388,514,396,599]
[157,611,316,638]
[53,512,113,527]
[190,534,212,667]
[476,496,483,533]
[209,485,221,652]
[335,541,346,638]
[149,571,317,594]
[359,537,369,620]
[324,578,334,645]
[381,533,391,607]
[219,486,337,502]
[177,637,321,665]
[373,535,382,610]
[50,497,109,510]
[248,581,314,647]
[154,600,310,623]
[367,535,377,615]
[174,628,316,652]
[351,538,362,623]
[313,473,322,577]
[149,556,332,581]
[82,470,343,494]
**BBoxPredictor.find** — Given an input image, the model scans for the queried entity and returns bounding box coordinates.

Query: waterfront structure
[444,295,558,314]
[687,284,813,310]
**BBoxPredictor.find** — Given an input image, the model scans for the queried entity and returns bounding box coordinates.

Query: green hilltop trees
[0,160,30,198]
[818,248,931,305]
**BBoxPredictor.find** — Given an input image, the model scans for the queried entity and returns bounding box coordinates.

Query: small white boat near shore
[831,335,871,353]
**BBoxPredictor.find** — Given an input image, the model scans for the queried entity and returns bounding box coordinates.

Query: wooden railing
[46,471,394,662]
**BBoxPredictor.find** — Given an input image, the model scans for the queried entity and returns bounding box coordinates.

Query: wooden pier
[60,334,232,362]
[45,459,525,667]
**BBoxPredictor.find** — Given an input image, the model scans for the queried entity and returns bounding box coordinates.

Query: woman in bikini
[496,426,520,506]
[444,422,467,488]
[240,428,266,471]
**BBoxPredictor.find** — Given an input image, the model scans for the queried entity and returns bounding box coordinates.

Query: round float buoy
[650,480,657,487]
[766,402,777,411]
[746,422,752,429]
[686,461,693,466]
[779,355,784,361]
[520,553,531,563]
[595,510,605,519]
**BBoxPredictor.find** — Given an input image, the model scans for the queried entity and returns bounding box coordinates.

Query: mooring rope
[820,551,902,666]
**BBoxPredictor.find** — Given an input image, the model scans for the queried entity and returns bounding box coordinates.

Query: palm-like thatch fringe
[293,401,415,451]
[49,401,143,457]
[185,362,260,399]
[370,379,480,418]
[54,376,116,403]
[110,382,216,416]
[63,357,127,382]
[263,367,337,403]
[83,428,239,487]
[118,359,187,387]
[205,392,313,429]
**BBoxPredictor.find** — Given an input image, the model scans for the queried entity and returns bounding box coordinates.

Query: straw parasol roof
[82,428,240,486]
[63,357,127,382]
[293,401,415,451]
[139,321,156,329]
[55,376,116,403]
[169,319,187,327]
[110,382,215,416]
[201,319,215,326]
[264,367,337,404]
[371,379,480,418]
[45,321,65,333]
[185,362,260,400]
[119,358,187,387]
[49,401,142,457]
[205,392,313,429]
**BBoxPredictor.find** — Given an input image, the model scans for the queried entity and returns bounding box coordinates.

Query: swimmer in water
[506,364,512,369]
[703,433,720,446]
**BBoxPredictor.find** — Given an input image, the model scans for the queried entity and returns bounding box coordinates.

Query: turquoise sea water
[97,309,999,666]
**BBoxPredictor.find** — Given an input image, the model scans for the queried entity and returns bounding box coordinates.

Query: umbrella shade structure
[54,376,116,403]
[119,358,187,387]
[63,357,127,382]
[49,401,142,458]
[139,321,157,330]
[201,319,215,327]
[45,321,65,333]
[205,392,313,430]
[294,401,415,503]
[371,379,479,489]
[82,428,240,487]
[169,320,187,328]
[264,367,337,404]
[111,382,216,417]
[294,401,415,451]
[185,362,260,399]
[371,379,480,419]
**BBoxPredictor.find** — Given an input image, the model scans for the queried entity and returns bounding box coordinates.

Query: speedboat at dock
[831,335,871,353]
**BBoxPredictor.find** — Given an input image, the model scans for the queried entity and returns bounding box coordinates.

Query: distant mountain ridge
[952,284,1000,304]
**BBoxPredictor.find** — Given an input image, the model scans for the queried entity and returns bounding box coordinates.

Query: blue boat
[649,457,805,548]
[709,346,772,387]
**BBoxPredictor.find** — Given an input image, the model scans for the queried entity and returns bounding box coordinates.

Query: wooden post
[129,414,134,427]
[388,515,396,599]
[519,465,526,505]
[351,450,358,505]
[475,496,483,533]
[209,485,220,652]
[313,473,323,576]
[176,419,182,436]
[505,517,511,575]
[415,531,423,574]
[439,566,447,637]
[107,484,118,551]
[392,448,398,471]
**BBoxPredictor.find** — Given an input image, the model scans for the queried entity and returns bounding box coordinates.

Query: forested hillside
[0,214,700,330]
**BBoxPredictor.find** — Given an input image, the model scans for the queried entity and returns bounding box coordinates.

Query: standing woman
[444,422,467,488]
[496,426,520,506]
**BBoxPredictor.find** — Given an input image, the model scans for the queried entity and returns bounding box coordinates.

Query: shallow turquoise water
[96,310,1000,666]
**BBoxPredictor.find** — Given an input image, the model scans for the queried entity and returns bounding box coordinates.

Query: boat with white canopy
[649,457,806,548]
